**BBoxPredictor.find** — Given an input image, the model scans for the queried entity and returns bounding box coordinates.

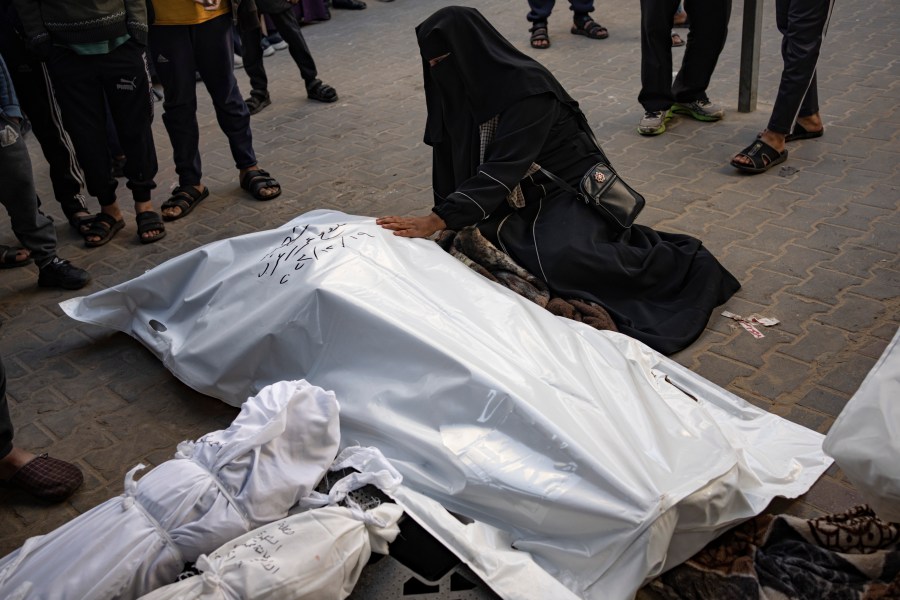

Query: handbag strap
[538,166,583,200]
[537,108,618,199]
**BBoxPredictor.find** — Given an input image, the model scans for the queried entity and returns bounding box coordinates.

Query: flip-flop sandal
[240,168,282,201]
[671,32,685,47]
[0,245,32,269]
[161,185,209,221]
[83,212,125,247]
[136,210,166,244]
[3,453,83,502]
[785,122,824,142]
[571,18,609,40]
[306,79,338,103]
[529,23,550,49]
[731,139,788,174]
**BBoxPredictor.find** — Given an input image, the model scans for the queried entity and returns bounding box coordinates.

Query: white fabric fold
[0,380,341,600]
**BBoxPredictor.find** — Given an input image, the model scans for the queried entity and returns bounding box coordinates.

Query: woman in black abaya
[377,6,740,355]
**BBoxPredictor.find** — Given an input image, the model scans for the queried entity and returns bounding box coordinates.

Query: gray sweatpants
[0,115,58,266]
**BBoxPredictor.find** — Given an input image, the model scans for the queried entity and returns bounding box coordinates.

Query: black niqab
[416,6,580,146]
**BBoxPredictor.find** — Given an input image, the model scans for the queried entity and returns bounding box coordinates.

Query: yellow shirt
[151,0,231,26]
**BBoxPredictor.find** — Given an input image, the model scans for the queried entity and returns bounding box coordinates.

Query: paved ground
[1,0,897,581]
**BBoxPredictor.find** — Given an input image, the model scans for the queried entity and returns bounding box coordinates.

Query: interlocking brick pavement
[1,0,897,583]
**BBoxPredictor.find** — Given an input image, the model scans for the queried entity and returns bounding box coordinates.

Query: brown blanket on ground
[436,227,617,333]
[642,505,900,600]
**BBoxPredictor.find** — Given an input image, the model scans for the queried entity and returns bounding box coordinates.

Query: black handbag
[539,115,645,230]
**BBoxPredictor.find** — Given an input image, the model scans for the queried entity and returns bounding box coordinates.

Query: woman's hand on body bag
[376,213,447,238]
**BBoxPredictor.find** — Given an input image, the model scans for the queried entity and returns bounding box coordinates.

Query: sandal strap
[0,245,24,261]
[241,168,281,200]
[243,168,273,186]
[573,18,608,38]
[162,185,203,211]
[86,211,120,233]
[136,210,164,231]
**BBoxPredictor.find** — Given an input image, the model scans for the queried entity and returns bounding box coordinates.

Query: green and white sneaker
[672,98,724,121]
[637,109,672,136]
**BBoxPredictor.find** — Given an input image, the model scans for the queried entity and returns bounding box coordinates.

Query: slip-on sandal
[161,185,209,221]
[785,122,824,142]
[0,245,32,269]
[731,139,788,174]
[3,453,83,502]
[83,212,125,247]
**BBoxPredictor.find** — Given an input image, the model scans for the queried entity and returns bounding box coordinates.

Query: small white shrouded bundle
[142,446,405,600]
[0,380,341,600]
[140,503,403,600]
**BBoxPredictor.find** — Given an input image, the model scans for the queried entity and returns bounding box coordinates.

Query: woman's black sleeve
[433,94,559,230]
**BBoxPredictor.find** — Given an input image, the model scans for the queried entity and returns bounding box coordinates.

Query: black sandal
[161,185,209,221]
[136,210,166,244]
[245,94,271,115]
[529,22,550,49]
[731,139,788,174]
[83,212,125,247]
[306,79,338,103]
[240,168,282,201]
[0,245,32,269]
[60,195,94,233]
[785,122,824,142]
[571,18,609,40]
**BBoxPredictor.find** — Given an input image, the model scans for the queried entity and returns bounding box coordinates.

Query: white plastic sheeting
[0,380,340,600]
[824,326,900,523]
[62,210,832,599]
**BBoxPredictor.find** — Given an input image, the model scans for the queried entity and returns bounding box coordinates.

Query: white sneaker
[262,45,275,58]
[273,40,288,51]
[672,98,725,122]
[637,109,672,136]
[234,53,243,69]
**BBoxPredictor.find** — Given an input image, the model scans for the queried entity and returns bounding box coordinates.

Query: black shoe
[38,257,91,290]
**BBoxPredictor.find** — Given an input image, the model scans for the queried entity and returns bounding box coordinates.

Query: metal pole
[738,0,764,112]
